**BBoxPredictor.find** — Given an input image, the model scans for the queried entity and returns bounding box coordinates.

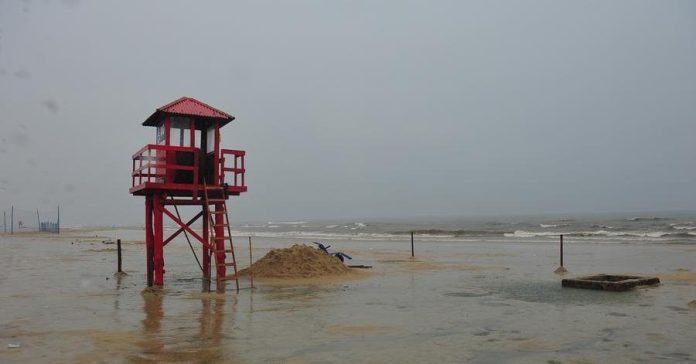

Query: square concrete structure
[562,274,660,291]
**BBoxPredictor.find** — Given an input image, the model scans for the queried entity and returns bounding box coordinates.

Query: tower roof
[142,97,235,126]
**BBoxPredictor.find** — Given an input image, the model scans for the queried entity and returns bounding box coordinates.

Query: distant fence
[39,221,60,233]
[2,206,60,234]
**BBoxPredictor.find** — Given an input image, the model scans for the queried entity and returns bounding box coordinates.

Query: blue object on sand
[332,252,352,262]
[313,242,331,254]
[313,242,351,262]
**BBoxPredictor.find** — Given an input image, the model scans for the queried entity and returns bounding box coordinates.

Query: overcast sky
[0,0,694,226]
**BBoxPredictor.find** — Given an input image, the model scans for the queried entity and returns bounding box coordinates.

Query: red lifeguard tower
[130,97,247,291]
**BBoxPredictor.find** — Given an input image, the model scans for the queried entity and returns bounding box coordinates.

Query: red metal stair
[203,183,239,292]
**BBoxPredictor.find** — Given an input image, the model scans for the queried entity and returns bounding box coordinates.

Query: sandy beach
[1,228,695,363]
[2,0,694,362]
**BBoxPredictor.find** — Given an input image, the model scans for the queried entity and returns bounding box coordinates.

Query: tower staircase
[203,183,240,292]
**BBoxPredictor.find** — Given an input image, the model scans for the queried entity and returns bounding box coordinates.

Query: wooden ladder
[203,183,239,292]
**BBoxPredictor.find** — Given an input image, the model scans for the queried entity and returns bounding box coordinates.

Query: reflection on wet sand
[133,285,237,363]
[199,292,227,360]
[113,272,127,311]
[138,288,165,360]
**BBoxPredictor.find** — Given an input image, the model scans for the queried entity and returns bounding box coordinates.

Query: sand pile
[239,244,350,279]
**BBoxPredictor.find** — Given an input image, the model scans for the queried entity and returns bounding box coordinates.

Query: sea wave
[504,231,561,238]
[239,224,267,228]
[233,227,695,241]
[504,230,695,239]
[394,229,510,237]
[628,217,670,222]
[230,230,420,241]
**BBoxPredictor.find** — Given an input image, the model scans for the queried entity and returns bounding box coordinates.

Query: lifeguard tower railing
[130,144,246,197]
[220,149,245,188]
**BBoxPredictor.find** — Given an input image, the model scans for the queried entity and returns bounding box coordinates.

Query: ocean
[232,211,696,244]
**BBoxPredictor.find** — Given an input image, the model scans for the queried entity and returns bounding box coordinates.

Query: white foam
[671,225,696,230]
[229,230,474,242]
[505,231,560,238]
[504,230,682,239]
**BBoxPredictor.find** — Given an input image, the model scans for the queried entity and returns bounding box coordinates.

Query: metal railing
[220,149,246,190]
[131,144,200,190]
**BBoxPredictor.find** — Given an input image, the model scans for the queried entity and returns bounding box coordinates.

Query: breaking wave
[628,217,671,222]
[670,224,696,231]
[394,229,510,237]
[231,230,420,241]
[234,228,695,241]
[504,230,695,239]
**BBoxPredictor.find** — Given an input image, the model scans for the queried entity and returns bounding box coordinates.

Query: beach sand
[1,229,695,363]
[656,270,696,284]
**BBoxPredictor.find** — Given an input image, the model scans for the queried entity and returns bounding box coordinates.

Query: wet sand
[1,229,695,363]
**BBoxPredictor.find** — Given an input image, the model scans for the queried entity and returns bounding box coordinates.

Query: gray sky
[0,0,695,226]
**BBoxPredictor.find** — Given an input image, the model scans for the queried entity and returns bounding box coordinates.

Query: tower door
[200,125,217,184]
[169,117,195,184]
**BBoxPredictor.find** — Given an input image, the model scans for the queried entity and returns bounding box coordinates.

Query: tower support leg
[145,196,154,287]
[202,205,211,291]
[153,196,165,286]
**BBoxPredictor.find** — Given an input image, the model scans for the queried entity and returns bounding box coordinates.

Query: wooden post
[57,205,60,234]
[248,236,254,288]
[36,209,40,232]
[117,239,122,273]
[10,205,13,235]
[560,234,564,267]
[411,231,415,258]
[3,211,6,233]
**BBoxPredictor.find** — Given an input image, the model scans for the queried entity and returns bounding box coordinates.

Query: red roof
[143,97,235,126]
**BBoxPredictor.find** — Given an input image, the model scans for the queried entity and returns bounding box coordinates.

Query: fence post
[248,236,254,289]
[117,239,122,273]
[560,234,564,267]
[411,231,415,258]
